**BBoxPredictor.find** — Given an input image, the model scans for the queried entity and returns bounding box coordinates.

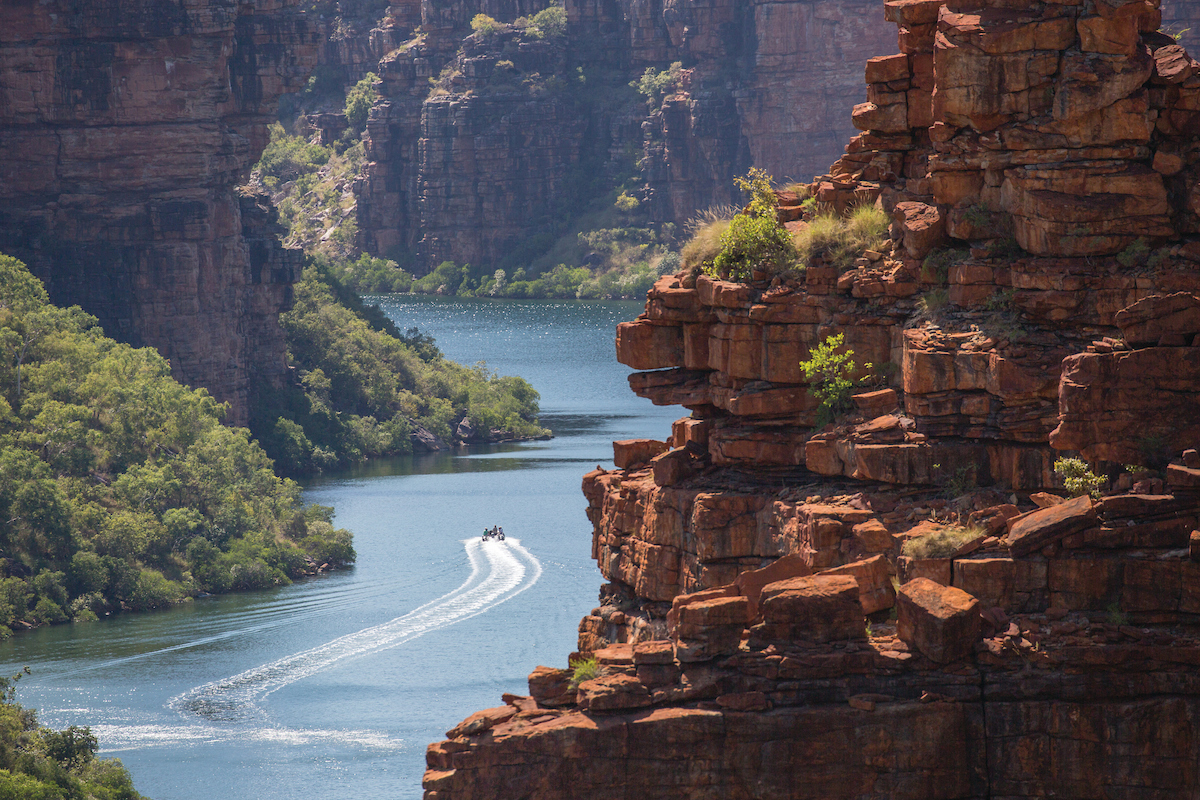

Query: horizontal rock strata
[0,0,322,423]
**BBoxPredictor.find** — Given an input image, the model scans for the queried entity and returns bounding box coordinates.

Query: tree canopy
[0,255,354,634]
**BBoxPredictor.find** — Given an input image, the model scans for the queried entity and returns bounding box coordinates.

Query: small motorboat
[482,526,506,541]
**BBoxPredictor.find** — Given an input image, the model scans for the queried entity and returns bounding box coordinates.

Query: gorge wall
[0,0,321,424]
[354,0,898,272]
[423,0,1200,796]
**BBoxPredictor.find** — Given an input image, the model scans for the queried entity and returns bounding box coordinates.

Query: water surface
[0,297,676,799]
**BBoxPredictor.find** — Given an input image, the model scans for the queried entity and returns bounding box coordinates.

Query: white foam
[171,538,541,722]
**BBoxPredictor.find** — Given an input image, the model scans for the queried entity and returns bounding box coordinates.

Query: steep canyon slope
[0,0,322,425]
[424,0,1200,797]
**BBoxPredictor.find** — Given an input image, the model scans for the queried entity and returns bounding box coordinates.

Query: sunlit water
[0,297,677,800]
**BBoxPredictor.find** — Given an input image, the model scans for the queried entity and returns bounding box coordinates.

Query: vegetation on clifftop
[0,255,354,634]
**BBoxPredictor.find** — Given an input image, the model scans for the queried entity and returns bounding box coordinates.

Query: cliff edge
[424,0,1200,796]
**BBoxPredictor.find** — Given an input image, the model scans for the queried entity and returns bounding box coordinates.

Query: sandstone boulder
[896,578,982,663]
[613,439,669,469]
[755,575,864,643]
[576,673,652,712]
[819,554,897,614]
[1007,494,1097,556]
[528,666,576,708]
[1113,292,1200,346]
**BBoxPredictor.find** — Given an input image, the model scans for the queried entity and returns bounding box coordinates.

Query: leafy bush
[632,62,683,105]
[568,655,600,688]
[901,525,986,559]
[471,13,501,35]
[700,169,798,281]
[255,123,331,189]
[799,333,873,427]
[527,6,567,38]
[0,254,355,628]
[1054,457,1104,498]
[344,72,378,133]
[0,672,144,799]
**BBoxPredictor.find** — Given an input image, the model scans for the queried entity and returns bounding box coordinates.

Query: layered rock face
[628,0,898,225]
[355,0,898,272]
[425,0,1200,797]
[355,11,589,267]
[0,0,320,424]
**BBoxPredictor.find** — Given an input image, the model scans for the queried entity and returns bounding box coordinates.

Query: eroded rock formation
[0,0,321,424]
[354,0,898,272]
[425,0,1200,796]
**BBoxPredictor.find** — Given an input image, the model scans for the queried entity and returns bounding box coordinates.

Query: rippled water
[0,297,676,800]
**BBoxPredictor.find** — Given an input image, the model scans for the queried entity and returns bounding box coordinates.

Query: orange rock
[819,554,898,614]
[758,575,865,643]
[896,578,982,663]
[612,439,668,469]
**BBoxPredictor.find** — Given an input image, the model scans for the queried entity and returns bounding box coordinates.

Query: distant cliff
[0,0,321,425]
[354,0,897,272]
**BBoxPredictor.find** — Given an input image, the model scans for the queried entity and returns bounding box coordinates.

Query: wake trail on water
[171,538,542,723]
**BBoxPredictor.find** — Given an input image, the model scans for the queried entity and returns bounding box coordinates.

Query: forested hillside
[253,261,549,475]
[0,256,354,634]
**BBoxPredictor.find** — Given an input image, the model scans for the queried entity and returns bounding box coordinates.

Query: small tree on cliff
[708,168,798,282]
[800,333,873,427]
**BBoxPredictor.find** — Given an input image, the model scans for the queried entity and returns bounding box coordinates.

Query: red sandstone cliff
[354,0,898,272]
[424,0,1200,796]
[0,0,321,424]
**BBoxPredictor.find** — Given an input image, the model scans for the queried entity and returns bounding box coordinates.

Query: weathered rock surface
[355,0,897,271]
[429,482,1200,799]
[0,0,322,424]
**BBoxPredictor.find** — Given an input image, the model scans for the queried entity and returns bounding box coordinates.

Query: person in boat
[497,527,504,541]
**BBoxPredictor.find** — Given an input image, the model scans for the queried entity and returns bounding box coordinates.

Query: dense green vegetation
[251,262,548,475]
[0,255,354,633]
[681,170,889,281]
[0,671,142,799]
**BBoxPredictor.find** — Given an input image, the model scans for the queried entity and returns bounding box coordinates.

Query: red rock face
[356,0,898,272]
[0,0,322,424]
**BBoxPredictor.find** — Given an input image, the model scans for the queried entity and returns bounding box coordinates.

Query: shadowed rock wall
[0,0,321,424]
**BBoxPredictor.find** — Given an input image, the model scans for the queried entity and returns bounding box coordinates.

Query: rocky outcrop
[430,480,1200,799]
[0,0,322,424]
[428,0,1200,796]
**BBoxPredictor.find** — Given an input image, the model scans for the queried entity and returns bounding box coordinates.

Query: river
[0,297,676,800]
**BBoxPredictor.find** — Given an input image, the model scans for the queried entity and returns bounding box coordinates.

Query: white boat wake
[170,538,542,723]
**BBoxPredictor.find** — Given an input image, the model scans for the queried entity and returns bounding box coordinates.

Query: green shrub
[1116,237,1150,268]
[471,13,501,35]
[527,6,567,38]
[799,333,873,427]
[344,72,378,133]
[901,525,986,559]
[632,61,683,107]
[704,168,798,281]
[1054,457,1104,498]
[568,655,600,688]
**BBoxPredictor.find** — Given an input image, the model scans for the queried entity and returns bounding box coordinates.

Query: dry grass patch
[900,525,986,559]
